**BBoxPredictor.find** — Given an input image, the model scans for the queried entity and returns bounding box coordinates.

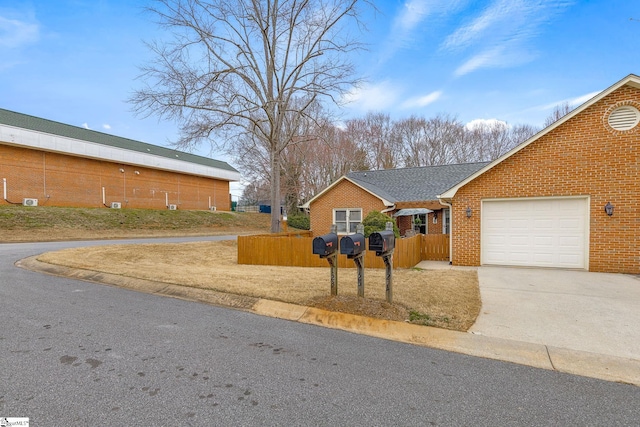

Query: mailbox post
[340,224,366,297]
[312,226,339,296]
[368,222,395,303]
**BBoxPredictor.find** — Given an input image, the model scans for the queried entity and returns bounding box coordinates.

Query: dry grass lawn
[38,240,481,331]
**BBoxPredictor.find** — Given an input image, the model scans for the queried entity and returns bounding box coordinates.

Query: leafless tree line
[238,110,540,212]
[131,0,577,231]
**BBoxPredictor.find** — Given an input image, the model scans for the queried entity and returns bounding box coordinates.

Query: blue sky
[2,1,639,196]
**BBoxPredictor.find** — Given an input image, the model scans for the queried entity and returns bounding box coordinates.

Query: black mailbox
[340,233,365,257]
[313,233,339,257]
[369,230,395,254]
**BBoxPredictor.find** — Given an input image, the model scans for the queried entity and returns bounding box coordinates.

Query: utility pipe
[438,198,453,265]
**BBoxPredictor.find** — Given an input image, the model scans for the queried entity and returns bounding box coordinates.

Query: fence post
[384,222,394,303]
[355,224,365,297]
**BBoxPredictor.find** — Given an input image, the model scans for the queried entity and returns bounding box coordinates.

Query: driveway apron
[470,266,640,360]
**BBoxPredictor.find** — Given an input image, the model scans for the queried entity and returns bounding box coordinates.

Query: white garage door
[482,198,588,269]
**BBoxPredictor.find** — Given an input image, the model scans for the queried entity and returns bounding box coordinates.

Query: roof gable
[300,175,395,209]
[439,73,640,199]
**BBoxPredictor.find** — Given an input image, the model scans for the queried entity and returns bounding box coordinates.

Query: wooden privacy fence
[421,234,450,261]
[237,233,449,268]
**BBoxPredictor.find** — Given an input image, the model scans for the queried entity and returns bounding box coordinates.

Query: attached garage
[438,74,640,273]
[481,197,589,269]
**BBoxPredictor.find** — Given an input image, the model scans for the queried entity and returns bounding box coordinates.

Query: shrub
[361,210,399,238]
[287,213,310,230]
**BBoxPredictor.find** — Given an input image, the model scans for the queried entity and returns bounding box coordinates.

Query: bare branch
[131,0,370,231]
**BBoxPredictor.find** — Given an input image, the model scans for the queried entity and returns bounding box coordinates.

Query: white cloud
[0,16,39,49]
[401,90,443,109]
[454,45,505,76]
[395,0,432,33]
[380,0,466,61]
[82,123,90,129]
[569,91,600,106]
[539,91,601,111]
[102,124,111,130]
[442,1,508,51]
[342,81,401,112]
[465,118,508,130]
[443,0,574,76]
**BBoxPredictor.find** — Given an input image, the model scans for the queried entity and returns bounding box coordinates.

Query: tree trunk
[270,150,281,233]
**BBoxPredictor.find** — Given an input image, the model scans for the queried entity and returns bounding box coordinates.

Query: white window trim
[333,208,363,235]
[442,208,450,234]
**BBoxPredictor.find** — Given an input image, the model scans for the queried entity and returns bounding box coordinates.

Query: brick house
[439,74,640,274]
[0,108,241,210]
[301,163,488,236]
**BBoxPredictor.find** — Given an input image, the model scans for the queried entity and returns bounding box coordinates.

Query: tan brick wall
[426,211,444,235]
[0,144,232,210]
[396,215,413,234]
[310,185,452,236]
[451,85,640,274]
[309,179,389,235]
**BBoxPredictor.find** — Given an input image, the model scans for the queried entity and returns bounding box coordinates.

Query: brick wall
[309,179,388,235]
[451,85,640,274]
[427,211,443,234]
[309,182,453,236]
[396,215,413,235]
[0,144,232,210]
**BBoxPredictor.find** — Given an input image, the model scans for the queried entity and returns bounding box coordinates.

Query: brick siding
[0,144,231,210]
[309,179,451,237]
[309,179,389,235]
[427,212,444,235]
[451,85,640,274]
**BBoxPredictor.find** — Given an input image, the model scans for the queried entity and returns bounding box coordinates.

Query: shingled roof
[346,162,489,203]
[0,108,238,173]
[301,162,489,208]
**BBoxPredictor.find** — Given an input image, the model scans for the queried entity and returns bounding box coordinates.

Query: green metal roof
[0,108,239,173]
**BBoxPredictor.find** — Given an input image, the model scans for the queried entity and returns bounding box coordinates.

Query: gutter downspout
[438,198,453,265]
[381,204,395,214]
[3,178,20,205]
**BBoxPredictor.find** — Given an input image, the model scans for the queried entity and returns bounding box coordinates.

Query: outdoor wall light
[466,207,472,218]
[604,202,614,216]
[119,168,125,173]
[134,170,140,175]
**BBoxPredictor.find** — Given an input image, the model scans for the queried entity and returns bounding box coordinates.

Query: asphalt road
[1,237,639,426]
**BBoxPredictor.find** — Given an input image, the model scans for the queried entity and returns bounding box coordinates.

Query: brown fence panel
[421,234,450,261]
[238,233,424,268]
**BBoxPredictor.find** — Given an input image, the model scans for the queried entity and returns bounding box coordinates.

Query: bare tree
[396,115,428,167]
[300,121,368,197]
[544,101,573,127]
[509,123,539,148]
[397,114,464,167]
[240,180,270,206]
[131,0,369,232]
[345,112,400,170]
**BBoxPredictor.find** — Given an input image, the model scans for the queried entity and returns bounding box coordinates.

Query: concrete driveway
[469,267,640,360]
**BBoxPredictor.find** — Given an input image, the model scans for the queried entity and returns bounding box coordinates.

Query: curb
[18,257,640,387]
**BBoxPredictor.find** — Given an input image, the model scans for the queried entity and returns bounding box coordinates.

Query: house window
[442,208,450,234]
[334,208,362,234]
